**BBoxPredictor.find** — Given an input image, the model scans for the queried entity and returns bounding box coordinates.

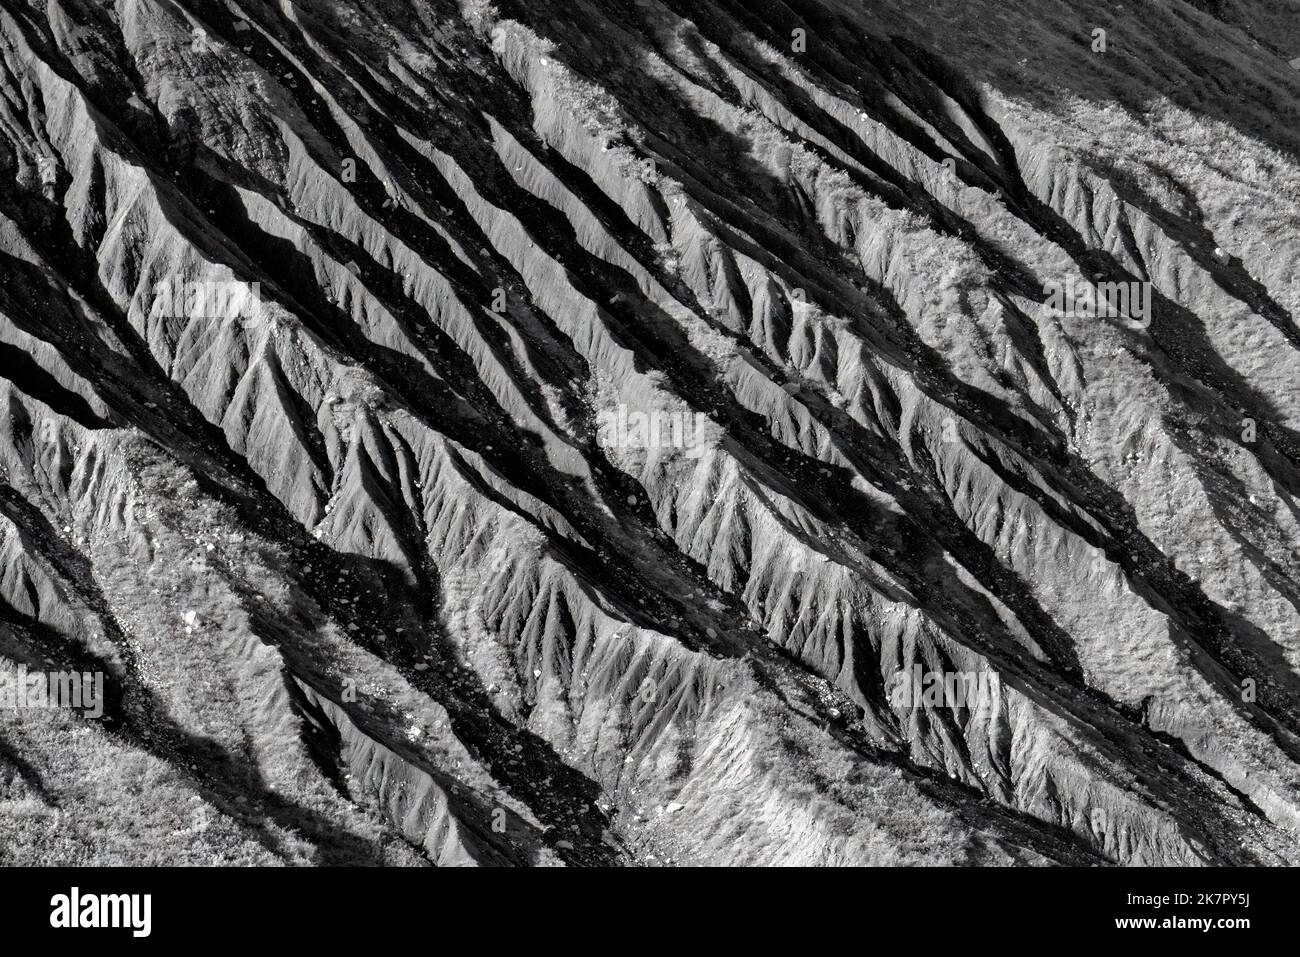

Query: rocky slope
[1,0,1299,865]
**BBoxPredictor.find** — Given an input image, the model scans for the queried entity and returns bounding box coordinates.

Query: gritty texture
[0,0,1298,866]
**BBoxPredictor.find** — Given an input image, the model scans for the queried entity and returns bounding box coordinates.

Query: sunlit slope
[0,0,1297,864]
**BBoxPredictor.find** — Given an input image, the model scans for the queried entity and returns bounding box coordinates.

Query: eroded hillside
[1,0,1299,865]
